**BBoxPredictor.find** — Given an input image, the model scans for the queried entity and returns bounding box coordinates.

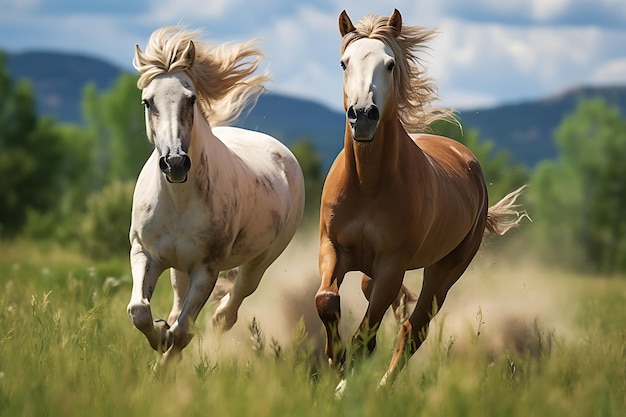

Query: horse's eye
[387,60,395,72]
[340,60,346,71]
[189,95,197,105]
[142,99,151,109]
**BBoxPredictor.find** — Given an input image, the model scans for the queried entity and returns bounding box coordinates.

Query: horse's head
[135,41,196,183]
[339,9,402,142]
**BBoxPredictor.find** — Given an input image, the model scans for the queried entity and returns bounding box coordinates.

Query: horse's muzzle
[159,153,191,183]
[347,104,379,142]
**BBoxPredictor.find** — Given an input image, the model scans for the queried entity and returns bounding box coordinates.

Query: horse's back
[214,127,302,179]
[410,133,487,199]
[411,134,481,173]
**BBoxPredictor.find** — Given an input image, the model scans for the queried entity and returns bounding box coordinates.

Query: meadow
[0,232,624,417]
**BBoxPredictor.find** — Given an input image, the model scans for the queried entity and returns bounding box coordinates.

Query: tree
[529,99,626,273]
[103,74,151,182]
[82,74,152,185]
[80,180,135,259]
[290,139,324,223]
[0,53,66,236]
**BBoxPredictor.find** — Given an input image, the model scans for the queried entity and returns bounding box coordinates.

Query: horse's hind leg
[168,268,189,326]
[381,229,484,388]
[212,259,267,331]
[361,274,418,324]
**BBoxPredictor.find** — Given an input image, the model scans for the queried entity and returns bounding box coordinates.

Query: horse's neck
[344,117,414,187]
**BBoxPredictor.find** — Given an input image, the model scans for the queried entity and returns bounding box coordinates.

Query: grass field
[0,233,624,416]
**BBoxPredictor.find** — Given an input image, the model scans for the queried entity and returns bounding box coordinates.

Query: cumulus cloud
[144,0,242,23]
[592,58,626,85]
[0,0,39,12]
[438,0,626,26]
[426,17,625,108]
[255,5,343,110]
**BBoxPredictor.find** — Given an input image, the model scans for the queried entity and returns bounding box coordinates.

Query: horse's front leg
[353,261,405,359]
[168,269,189,326]
[161,263,219,368]
[315,237,347,374]
[335,259,405,398]
[127,242,167,351]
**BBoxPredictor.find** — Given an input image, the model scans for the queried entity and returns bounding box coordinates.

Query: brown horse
[315,9,526,395]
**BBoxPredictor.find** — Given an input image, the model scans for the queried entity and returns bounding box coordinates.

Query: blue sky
[1,0,625,111]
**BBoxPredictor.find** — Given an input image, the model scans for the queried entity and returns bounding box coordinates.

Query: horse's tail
[485,185,530,235]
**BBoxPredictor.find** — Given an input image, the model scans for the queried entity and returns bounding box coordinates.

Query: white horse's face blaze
[340,38,396,142]
[141,73,196,183]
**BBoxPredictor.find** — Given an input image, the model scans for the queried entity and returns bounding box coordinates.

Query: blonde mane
[341,15,454,132]
[134,26,269,127]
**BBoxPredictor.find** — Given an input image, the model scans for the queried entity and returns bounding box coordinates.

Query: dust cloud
[197,230,578,365]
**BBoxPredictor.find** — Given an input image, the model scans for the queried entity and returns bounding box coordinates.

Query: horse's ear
[339,10,356,37]
[133,44,145,69]
[387,9,402,37]
[183,40,196,67]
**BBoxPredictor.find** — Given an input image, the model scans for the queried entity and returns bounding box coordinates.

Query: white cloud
[424,17,626,108]
[436,89,498,111]
[256,6,343,110]
[437,0,626,26]
[144,0,241,23]
[0,0,39,11]
[591,58,626,85]
[531,0,569,21]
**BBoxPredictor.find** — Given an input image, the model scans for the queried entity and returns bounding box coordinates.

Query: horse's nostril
[347,106,357,121]
[159,156,169,172]
[367,106,379,121]
[182,154,192,171]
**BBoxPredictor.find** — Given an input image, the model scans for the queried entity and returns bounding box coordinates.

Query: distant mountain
[5,51,124,123]
[4,50,626,169]
[237,93,345,169]
[458,85,626,166]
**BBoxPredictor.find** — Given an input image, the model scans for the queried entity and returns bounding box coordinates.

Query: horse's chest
[137,204,232,269]
[331,200,411,256]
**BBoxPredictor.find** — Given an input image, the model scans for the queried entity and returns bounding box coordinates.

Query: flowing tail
[485,185,530,235]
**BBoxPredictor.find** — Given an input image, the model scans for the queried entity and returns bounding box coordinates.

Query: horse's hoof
[212,311,237,332]
[334,379,347,399]
[154,319,173,353]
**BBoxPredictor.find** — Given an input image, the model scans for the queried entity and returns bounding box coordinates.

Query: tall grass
[0,238,624,416]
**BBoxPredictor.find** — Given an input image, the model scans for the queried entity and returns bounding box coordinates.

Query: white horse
[127,26,305,368]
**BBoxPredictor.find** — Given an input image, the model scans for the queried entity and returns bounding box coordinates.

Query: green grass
[0,239,624,416]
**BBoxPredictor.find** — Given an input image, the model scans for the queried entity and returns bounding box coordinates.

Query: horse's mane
[341,15,455,132]
[134,26,269,127]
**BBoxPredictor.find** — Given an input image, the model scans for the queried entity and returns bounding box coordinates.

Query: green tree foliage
[0,53,66,236]
[431,119,528,202]
[290,139,324,222]
[82,73,152,186]
[57,75,148,254]
[80,180,134,259]
[530,99,626,274]
[23,122,103,243]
